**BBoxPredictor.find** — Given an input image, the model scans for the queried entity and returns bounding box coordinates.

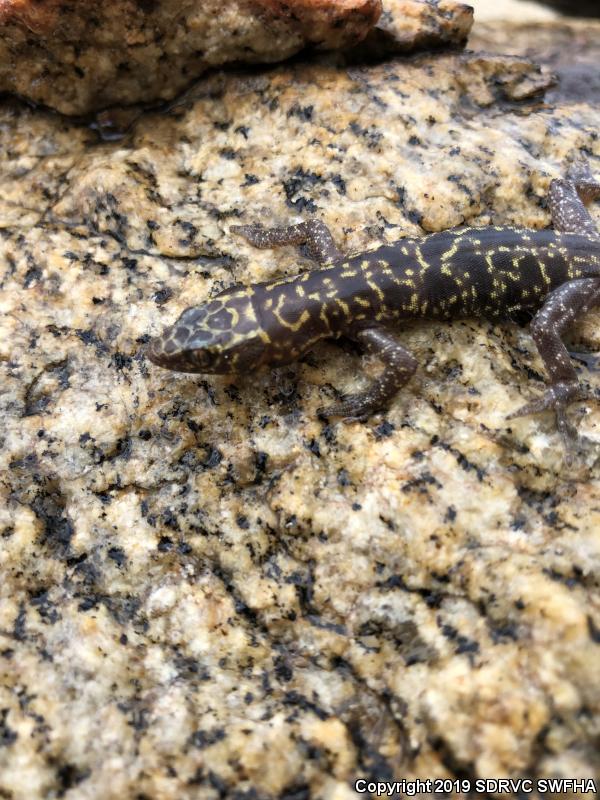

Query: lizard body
[147,162,600,447]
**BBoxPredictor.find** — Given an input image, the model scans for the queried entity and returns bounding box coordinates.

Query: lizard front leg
[318,327,418,420]
[508,277,600,446]
[230,220,344,265]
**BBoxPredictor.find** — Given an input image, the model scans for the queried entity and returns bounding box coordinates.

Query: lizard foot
[229,224,267,247]
[506,381,595,452]
[317,393,379,422]
[566,160,600,203]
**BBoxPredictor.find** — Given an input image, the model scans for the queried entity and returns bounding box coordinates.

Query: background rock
[354,0,473,57]
[471,20,600,104]
[0,0,473,117]
[0,0,382,116]
[527,0,600,16]
[469,0,558,21]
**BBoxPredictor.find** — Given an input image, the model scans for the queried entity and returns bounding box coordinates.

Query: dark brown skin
[147,162,600,450]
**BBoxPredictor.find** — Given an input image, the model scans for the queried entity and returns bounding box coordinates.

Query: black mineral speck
[587,616,600,643]
[444,506,457,522]
[287,103,314,121]
[374,420,395,439]
[305,438,321,457]
[337,469,351,486]
[0,710,17,747]
[154,288,173,305]
[107,547,126,567]
[157,536,173,552]
[203,447,222,469]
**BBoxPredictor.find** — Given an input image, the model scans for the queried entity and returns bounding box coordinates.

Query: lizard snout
[144,335,173,368]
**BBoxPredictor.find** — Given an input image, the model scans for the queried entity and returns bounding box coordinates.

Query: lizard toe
[506,381,597,459]
[507,381,583,421]
[317,393,377,421]
[229,223,265,246]
[555,405,581,464]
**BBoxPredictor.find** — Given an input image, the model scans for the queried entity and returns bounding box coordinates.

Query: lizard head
[146,292,265,374]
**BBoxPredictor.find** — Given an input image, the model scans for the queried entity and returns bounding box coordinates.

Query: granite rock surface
[470,19,600,105]
[0,0,381,116]
[1,11,600,800]
[356,0,472,57]
[0,0,473,116]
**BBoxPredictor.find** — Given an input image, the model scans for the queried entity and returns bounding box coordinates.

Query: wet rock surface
[1,9,600,800]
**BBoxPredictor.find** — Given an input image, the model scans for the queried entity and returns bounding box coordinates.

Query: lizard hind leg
[549,160,600,239]
[507,277,600,452]
[318,327,418,421]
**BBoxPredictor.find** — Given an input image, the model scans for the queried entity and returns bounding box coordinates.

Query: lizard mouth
[144,332,217,373]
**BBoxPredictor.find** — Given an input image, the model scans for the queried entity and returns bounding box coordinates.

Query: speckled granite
[1,16,600,800]
[470,20,600,104]
[0,0,474,116]
[356,0,472,57]
[0,0,382,116]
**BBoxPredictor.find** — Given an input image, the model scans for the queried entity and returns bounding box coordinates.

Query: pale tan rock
[1,15,600,800]
[367,0,473,53]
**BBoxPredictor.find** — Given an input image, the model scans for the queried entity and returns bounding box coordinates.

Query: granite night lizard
[147,162,600,448]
